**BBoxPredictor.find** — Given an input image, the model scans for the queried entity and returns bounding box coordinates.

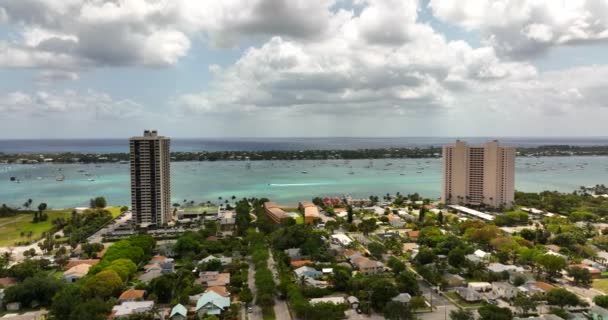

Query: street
[247,261,262,320]
[268,249,292,320]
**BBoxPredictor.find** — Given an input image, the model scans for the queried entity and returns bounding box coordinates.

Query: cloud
[429,0,608,58]
[0,89,143,119]
[173,0,536,117]
[0,0,340,71]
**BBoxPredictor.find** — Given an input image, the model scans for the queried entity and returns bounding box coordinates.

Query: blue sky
[1,0,608,138]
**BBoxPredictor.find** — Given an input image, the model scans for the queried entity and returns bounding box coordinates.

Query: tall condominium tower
[129,130,171,226]
[442,140,515,208]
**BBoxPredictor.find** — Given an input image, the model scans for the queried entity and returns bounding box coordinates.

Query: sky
[1,0,608,138]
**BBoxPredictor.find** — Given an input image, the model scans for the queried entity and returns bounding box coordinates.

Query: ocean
[1,137,608,154]
[1,156,607,209]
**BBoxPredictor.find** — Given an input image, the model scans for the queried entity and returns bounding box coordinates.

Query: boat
[301,171,308,174]
[9,176,16,181]
[87,178,95,182]
[56,174,65,182]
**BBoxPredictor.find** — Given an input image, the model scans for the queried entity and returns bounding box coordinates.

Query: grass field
[593,279,608,293]
[0,206,122,247]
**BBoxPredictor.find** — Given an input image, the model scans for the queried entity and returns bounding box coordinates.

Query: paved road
[268,250,292,320]
[247,261,262,320]
[88,211,132,243]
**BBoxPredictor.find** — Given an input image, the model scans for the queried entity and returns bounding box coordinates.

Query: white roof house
[111,301,154,318]
[310,297,346,305]
[448,205,495,221]
[468,282,492,292]
[474,250,489,258]
[331,234,353,246]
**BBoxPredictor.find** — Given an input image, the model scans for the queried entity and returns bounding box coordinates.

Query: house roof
[310,297,346,305]
[170,304,188,318]
[402,243,418,252]
[196,291,231,311]
[64,259,99,270]
[205,286,230,297]
[0,277,18,287]
[110,301,154,318]
[290,260,313,267]
[533,281,555,292]
[150,255,167,263]
[64,264,92,278]
[407,230,420,238]
[119,289,146,301]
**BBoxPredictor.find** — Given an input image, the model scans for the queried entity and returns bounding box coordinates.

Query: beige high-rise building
[442,140,515,208]
[130,130,171,226]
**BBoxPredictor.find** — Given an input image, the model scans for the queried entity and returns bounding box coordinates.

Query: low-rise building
[331,234,353,246]
[294,266,323,279]
[352,256,384,275]
[491,282,518,299]
[110,301,154,319]
[310,297,347,305]
[200,255,233,266]
[196,291,231,317]
[169,304,188,320]
[455,287,482,302]
[118,289,146,302]
[63,264,92,282]
[263,202,289,224]
[299,201,320,224]
[196,272,231,287]
[467,282,492,292]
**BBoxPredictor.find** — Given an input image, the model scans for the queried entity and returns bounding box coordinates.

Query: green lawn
[0,210,71,246]
[593,279,608,293]
[0,206,122,247]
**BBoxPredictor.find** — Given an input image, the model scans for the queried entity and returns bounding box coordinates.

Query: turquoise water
[1,156,607,208]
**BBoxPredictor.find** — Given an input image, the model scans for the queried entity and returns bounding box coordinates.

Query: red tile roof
[290,260,313,268]
[64,259,99,270]
[118,289,146,301]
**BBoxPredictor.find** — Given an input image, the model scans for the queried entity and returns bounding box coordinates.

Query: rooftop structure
[448,205,495,221]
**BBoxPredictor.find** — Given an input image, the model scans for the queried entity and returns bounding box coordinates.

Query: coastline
[3,145,608,164]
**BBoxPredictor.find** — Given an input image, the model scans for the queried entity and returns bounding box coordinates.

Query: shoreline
[2,145,608,164]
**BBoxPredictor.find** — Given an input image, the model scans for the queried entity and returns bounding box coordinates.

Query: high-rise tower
[442,140,515,208]
[129,130,171,226]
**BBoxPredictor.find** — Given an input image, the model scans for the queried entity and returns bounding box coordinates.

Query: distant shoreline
[2,145,608,164]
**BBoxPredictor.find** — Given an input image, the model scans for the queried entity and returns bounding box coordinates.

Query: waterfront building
[129,130,171,227]
[263,201,289,224]
[298,201,320,224]
[442,140,515,208]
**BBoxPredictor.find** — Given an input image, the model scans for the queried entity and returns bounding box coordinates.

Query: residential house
[352,256,384,275]
[139,256,175,282]
[569,264,602,279]
[0,310,48,320]
[110,301,154,319]
[205,286,230,297]
[218,210,236,231]
[455,287,482,302]
[294,266,323,279]
[443,274,466,288]
[468,282,492,292]
[518,281,555,296]
[290,260,313,268]
[588,306,608,320]
[514,315,563,320]
[284,248,302,260]
[387,215,405,227]
[196,291,231,317]
[391,293,412,303]
[169,304,188,320]
[491,282,518,299]
[402,243,418,253]
[196,272,231,287]
[64,259,99,270]
[63,264,92,282]
[347,296,359,309]
[309,297,347,305]
[406,230,420,241]
[200,255,233,266]
[487,263,524,273]
[118,289,146,302]
[0,277,17,287]
[331,234,353,246]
